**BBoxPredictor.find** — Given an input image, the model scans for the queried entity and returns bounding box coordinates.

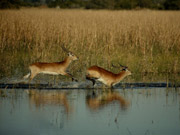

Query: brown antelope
[24,46,78,82]
[86,64,131,88]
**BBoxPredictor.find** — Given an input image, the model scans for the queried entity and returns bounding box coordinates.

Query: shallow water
[0,88,180,135]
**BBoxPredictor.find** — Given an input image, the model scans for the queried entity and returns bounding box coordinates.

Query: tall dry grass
[0,9,180,82]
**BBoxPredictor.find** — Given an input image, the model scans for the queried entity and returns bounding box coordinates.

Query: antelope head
[68,52,78,61]
[61,44,78,61]
[112,63,132,76]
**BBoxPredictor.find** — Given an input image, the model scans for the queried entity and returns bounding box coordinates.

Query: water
[0,88,180,135]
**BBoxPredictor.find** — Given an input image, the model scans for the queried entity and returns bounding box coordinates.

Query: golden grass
[0,9,180,82]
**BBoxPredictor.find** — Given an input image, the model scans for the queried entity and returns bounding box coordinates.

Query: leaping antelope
[24,46,78,82]
[86,64,131,88]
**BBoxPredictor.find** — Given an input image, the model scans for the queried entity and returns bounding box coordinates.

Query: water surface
[0,88,180,135]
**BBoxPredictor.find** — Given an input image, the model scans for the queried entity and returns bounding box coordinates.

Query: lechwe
[86,64,131,88]
[24,46,78,82]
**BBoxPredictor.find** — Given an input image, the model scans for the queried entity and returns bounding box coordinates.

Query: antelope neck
[63,57,73,68]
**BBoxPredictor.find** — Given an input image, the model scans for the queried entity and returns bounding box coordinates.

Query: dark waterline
[0,82,180,90]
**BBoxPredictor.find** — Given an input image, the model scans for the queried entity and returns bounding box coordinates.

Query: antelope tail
[23,73,31,79]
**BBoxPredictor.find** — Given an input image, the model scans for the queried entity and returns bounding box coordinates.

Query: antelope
[23,46,78,82]
[86,64,131,88]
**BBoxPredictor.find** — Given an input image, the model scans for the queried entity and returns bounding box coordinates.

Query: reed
[0,9,180,82]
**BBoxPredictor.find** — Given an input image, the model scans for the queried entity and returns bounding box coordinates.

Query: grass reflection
[0,89,7,97]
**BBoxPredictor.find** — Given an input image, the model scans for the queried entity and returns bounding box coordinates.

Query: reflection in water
[27,90,71,114]
[86,90,129,111]
[1,88,180,135]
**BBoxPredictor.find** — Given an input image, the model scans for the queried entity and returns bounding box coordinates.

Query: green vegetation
[1,0,180,10]
[0,0,21,9]
[0,9,180,82]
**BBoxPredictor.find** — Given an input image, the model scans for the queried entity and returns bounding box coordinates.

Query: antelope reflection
[86,90,129,110]
[27,90,70,113]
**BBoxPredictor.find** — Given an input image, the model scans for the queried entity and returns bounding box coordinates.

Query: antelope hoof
[72,78,78,82]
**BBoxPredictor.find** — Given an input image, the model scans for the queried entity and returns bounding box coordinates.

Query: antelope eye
[122,68,126,71]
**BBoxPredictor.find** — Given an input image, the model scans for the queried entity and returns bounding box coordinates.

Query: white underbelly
[41,71,59,75]
[98,78,107,85]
